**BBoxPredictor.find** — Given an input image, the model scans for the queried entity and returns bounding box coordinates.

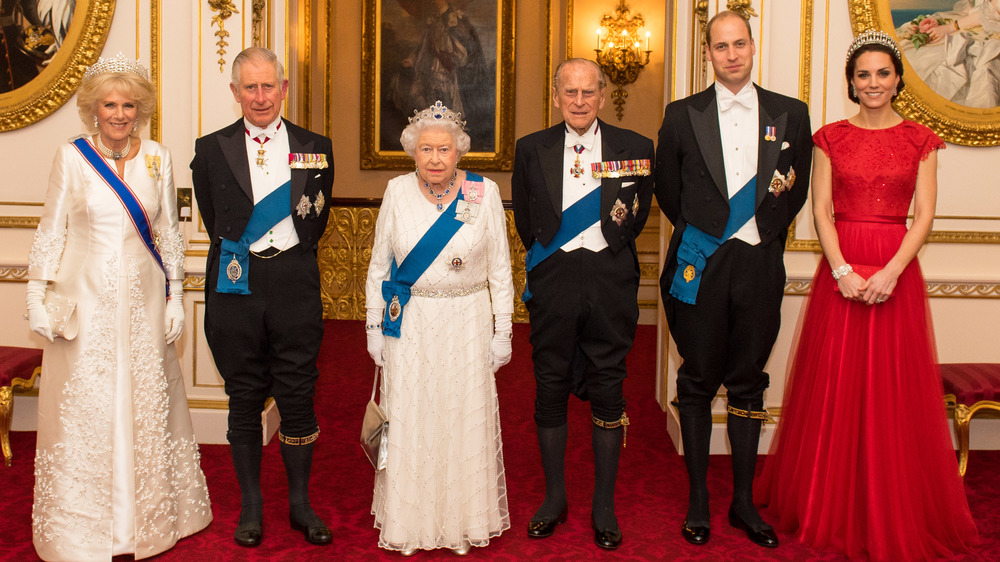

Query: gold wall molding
[0,217,39,229]
[0,266,29,281]
[783,278,1000,298]
[151,0,161,141]
[209,0,239,72]
[252,0,267,46]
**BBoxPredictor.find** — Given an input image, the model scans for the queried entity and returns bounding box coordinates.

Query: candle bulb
[596,28,601,51]
[645,31,650,51]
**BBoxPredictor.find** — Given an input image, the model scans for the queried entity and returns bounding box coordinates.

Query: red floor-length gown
[755,120,979,560]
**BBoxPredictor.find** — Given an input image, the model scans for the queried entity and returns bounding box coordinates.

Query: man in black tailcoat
[191,46,334,548]
[655,10,812,548]
[512,57,654,551]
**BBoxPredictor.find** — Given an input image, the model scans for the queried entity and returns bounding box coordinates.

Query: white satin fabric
[27,139,211,561]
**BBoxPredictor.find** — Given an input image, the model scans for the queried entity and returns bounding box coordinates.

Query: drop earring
[851,85,857,98]
[132,121,138,133]
[93,115,98,128]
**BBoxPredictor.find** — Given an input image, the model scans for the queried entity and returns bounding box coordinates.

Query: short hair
[231,47,285,86]
[553,58,607,91]
[76,72,156,135]
[705,10,753,47]
[845,43,905,104]
[399,116,471,159]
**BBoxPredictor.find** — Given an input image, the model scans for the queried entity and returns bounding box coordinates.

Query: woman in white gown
[364,101,513,555]
[25,53,212,561]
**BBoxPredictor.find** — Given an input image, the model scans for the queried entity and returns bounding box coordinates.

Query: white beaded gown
[365,172,513,552]
[27,139,212,561]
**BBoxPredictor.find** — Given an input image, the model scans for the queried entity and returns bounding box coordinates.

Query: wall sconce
[594,0,651,120]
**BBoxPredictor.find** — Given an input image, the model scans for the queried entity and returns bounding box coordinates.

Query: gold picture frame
[849,0,1000,146]
[360,0,515,171]
[0,0,115,132]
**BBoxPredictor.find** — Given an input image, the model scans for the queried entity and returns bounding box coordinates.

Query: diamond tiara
[409,100,466,130]
[846,30,902,63]
[83,52,150,81]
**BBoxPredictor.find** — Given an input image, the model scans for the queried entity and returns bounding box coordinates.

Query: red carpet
[2,319,998,561]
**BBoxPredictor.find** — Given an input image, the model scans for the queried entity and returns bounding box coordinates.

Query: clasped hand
[836,269,896,305]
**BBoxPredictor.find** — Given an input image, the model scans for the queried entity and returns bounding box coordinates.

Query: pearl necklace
[95,135,131,160]
[423,170,457,212]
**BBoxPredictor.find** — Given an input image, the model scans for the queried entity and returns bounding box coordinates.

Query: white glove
[25,279,53,343]
[164,279,184,344]
[491,313,512,373]
[366,307,385,367]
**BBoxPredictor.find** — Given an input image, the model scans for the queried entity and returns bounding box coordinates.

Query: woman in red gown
[754,31,979,560]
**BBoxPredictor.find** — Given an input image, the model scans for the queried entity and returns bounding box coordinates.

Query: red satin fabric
[755,120,979,560]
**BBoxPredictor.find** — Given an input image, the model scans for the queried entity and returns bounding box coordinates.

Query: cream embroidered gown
[365,172,512,552]
[28,139,212,561]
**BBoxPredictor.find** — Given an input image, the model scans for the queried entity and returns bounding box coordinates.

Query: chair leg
[954,404,971,478]
[1,386,13,467]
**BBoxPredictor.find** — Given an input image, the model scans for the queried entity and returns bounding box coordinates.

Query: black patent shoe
[526,507,568,538]
[681,520,710,545]
[592,521,623,550]
[728,506,778,548]
[290,515,333,545]
[234,520,263,547]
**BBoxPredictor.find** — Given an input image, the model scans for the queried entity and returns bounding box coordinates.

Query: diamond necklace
[424,170,457,212]
[95,134,131,160]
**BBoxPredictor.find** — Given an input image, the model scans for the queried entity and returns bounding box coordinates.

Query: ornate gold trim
[252,0,266,46]
[849,0,1000,146]
[151,0,161,142]
[783,278,1000,298]
[799,0,814,105]
[186,399,230,410]
[209,0,240,72]
[0,266,29,281]
[543,0,553,128]
[0,0,115,132]
[0,217,39,228]
[360,0,516,171]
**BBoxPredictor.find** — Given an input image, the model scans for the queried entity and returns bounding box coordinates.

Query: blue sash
[72,138,166,279]
[216,181,291,294]
[521,185,601,301]
[381,172,480,338]
[669,175,756,305]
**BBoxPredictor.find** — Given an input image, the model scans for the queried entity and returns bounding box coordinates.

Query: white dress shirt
[560,120,609,253]
[244,117,299,252]
[716,81,761,246]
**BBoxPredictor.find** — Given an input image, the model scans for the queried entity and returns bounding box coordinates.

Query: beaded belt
[410,280,489,298]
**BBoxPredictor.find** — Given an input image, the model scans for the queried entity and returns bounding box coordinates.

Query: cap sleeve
[812,126,831,157]
[919,128,945,162]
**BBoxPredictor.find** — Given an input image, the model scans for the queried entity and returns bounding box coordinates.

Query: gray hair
[231,47,285,85]
[553,58,607,91]
[399,118,471,159]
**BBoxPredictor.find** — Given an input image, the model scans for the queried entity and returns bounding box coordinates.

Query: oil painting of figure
[0,0,76,93]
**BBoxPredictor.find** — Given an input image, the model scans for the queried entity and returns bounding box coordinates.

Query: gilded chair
[0,346,43,467]
[940,363,1000,477]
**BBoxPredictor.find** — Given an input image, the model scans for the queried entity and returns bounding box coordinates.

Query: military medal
[610,199,628,226]
[764,125,777,142]
[246,122,281,172]
[388,295,402,322]
[570,144,585,178]
[227,255,242,283]
[451,257,464,271]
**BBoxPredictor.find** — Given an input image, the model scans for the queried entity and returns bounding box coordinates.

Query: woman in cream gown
[25,54,211,561]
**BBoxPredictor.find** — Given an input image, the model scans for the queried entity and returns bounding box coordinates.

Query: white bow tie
[718,87,754,112]
[565,132,596,151]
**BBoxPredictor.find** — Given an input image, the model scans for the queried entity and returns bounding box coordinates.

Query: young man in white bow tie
[654,10,813,549]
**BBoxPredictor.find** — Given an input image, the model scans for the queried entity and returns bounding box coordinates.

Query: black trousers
[527,247,639,427]
[664,238,785,415]
[205,244,324,446]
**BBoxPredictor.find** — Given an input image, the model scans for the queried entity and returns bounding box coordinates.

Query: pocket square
[780,141,790,150]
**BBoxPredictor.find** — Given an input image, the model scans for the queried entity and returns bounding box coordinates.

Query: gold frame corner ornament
[849,0,1000,147]
[359,0,516,171]
[0,0,115,132]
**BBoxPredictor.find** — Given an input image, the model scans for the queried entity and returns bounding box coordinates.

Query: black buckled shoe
[681,520,710,545]
[290,515,333,545]
[592,523,623,550]
[234,521,263,547]
[526,507,568,538]
[728,506,778,548]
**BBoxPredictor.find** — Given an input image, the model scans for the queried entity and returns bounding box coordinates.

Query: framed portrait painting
[0,0,115,132]
[849,0,1000,146]
[360,0,515,170]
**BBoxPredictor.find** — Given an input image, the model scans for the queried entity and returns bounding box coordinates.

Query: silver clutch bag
[44,290,79,341]
[360,366,388,471]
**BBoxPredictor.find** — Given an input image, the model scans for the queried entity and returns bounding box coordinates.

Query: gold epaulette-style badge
[591,159,651,179]
[288,153,329,169]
